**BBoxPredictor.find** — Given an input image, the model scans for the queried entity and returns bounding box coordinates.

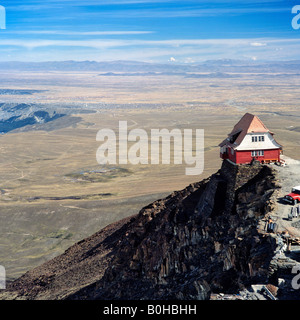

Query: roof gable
[233,113,268,134]
[230,113,269,145]
[219,113,272,147]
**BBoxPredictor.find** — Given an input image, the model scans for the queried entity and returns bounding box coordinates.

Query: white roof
[292,186,300,191]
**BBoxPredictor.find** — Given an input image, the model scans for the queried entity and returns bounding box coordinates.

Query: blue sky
[0,0,299,62]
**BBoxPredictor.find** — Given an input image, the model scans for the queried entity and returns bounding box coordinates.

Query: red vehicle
[284,186,300,205]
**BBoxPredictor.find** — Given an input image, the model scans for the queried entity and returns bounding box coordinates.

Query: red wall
[228,147,236,163]
[220,146,236,162]
[235,149,280,164]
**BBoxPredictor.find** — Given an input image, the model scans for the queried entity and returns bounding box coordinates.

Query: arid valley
[1,60,300,282]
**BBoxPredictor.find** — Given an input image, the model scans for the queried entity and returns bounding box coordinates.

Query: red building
[219,113,282,164]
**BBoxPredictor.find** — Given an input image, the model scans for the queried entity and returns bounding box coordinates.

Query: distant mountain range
[0,59,300,73]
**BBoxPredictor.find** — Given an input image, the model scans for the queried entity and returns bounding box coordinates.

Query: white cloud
[0,38,264,49]
[8,30,154,36]
[1,37,299,62]
[184,57,195,64]
[250,42,267,47]
[0,37,297,50]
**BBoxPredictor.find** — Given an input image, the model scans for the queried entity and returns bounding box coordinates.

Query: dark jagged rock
[0,161,283,300]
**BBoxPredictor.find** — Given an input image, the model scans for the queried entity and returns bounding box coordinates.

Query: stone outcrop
[1,160,288,300]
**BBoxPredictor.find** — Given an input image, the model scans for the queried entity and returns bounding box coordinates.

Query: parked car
[283,186,300,205]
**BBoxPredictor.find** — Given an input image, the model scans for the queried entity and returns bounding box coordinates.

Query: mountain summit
[1,160,299,300]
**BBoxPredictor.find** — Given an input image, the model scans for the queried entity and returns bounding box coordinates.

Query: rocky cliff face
[1,160,287,300]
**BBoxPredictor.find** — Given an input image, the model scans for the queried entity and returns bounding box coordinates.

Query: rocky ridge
[1,160,300,300]
[0,103,65,133]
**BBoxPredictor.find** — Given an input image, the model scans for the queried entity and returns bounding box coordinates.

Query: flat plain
[0,68,300,280]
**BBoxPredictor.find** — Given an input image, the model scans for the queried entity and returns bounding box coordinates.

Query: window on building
[252,135,265,142]
[251,150,264,157]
